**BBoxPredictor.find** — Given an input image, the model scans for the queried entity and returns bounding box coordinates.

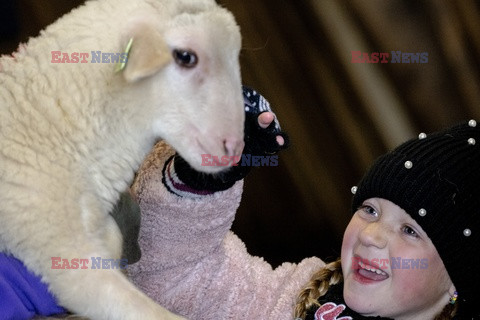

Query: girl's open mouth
[354,259,389,283]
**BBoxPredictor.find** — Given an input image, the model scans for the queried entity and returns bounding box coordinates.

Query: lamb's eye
[173,49,198,68]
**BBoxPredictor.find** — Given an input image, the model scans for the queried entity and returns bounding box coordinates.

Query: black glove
[171,85,289,193]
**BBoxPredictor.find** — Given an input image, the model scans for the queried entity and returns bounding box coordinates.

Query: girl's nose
[358,221,388,249]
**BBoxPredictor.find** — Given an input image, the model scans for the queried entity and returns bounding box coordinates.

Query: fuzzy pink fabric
[127,141,325,319]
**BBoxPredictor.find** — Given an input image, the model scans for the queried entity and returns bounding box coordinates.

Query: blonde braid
[294,258,343,319]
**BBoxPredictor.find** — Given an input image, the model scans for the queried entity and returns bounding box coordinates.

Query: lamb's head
[122,3,244,174]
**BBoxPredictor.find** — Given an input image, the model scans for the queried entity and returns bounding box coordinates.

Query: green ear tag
[115,37,134,73]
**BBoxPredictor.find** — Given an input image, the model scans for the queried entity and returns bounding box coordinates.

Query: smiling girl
[296,120,479,319]
[297,199,456,320]
[344,200,453,319]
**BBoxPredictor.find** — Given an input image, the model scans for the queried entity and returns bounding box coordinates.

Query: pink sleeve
[127,141,325,319]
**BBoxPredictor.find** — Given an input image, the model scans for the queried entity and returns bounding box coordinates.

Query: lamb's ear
[121,24,172,83]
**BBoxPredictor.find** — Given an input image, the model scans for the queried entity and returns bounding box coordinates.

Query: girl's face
[341,198,455,320]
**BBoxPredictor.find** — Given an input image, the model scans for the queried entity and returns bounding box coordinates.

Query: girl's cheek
[341,219,359,260]
[392,268,429,303]
[343,216,362,244]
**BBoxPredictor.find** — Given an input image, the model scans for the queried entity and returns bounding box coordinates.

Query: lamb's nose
[224,137,244,157]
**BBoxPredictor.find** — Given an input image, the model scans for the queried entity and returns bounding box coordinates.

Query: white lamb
[0,0,245,319]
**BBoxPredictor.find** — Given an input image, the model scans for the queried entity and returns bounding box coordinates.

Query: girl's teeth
[358,261,387,276]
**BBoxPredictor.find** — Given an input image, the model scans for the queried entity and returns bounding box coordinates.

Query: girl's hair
[294,259,343,319]
[294,258,458,320]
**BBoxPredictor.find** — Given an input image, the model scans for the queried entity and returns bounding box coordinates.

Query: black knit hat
[351,120,479,316]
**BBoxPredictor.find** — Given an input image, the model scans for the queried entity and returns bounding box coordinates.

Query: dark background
[1,0,479,267]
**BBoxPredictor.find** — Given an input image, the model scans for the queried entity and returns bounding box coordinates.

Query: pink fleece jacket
[127,141,325,319]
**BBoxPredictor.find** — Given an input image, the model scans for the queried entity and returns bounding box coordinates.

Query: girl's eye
[358,205,378,218]
[402,225,419,238]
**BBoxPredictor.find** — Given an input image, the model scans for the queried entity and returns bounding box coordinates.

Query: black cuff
[173,155,245,192]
